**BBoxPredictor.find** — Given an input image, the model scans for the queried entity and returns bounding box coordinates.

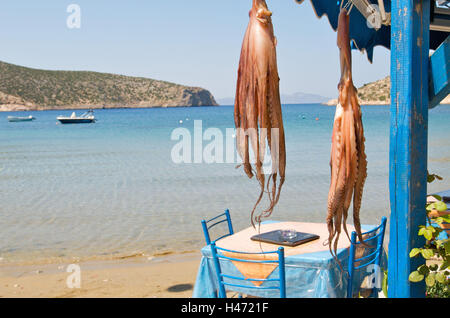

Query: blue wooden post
[388,0,430,298]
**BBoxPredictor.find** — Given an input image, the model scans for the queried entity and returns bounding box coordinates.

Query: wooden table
[193,221,384,298]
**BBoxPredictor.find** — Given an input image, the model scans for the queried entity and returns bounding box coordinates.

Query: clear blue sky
[0,0,390,99]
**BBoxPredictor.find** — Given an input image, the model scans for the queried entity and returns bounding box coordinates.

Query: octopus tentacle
[235,0,286,226]
[352,93,368,245]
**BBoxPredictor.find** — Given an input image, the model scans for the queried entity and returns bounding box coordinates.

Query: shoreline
[0,251,202,298]
[0,104,220,112]
[0,248,199,267]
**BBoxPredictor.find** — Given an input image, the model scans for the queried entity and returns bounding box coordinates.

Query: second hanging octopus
[327,9,369,264]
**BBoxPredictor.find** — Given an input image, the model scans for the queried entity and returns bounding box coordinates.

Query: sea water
[1,104,449,263]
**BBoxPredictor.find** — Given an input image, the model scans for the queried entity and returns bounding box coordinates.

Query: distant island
[0,61,218,111]
[324,76,450,105]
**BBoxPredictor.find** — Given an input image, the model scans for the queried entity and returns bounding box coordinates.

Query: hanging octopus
[326,9,368,265]
[234,0,286,227]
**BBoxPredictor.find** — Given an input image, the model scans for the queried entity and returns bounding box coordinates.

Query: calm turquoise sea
[1,104,449,263]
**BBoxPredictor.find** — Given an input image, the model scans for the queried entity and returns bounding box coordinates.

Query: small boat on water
[57,110,96,124]
[7,115,35,122]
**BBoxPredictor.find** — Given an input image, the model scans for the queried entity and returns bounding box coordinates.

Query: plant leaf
[409,271,424,282]
[382,271,388,298]
[436,272,446,284]
[410,248,421,258]
[423,230,433,241]
[418,264,430,275]
[428,201,448,212]
[427,173,443,183]
[431,195,442,201]
[426,225,436,233]
[440,260,449,271]
[444,240,450,255]
[421,249,435,259]
[425,273,436,287]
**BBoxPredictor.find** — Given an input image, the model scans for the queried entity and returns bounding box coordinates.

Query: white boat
[57,110,96,124]
[7,115,35,122]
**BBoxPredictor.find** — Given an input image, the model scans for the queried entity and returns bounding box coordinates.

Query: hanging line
[340,0,355,15]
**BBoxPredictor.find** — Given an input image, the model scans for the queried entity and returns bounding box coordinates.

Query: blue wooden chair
[347,216,387,298]
[210,242,286,298]
[201,209,234,245]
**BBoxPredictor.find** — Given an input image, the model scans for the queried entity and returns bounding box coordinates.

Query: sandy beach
[0,252,201,298]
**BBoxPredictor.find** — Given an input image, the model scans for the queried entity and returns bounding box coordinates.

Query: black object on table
[251,230,320,247]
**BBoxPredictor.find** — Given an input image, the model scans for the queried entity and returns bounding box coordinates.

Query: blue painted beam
[429,35,450,108]
[388,0,430,298]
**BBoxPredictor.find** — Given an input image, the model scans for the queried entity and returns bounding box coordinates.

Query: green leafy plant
[409,172,450,298]
[381,267,388,297]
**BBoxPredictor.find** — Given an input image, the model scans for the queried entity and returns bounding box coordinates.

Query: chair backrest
[347,216,387,298]
[210,242,286,298]
[201,209,234,245]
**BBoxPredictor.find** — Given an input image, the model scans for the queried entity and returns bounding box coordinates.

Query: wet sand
[0,252,201,298]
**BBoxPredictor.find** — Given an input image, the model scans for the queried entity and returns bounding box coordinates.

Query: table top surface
[214,221,360,258]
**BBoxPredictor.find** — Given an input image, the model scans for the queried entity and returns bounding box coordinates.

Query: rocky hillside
[0,61,218,111]
[324,76,450,105]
